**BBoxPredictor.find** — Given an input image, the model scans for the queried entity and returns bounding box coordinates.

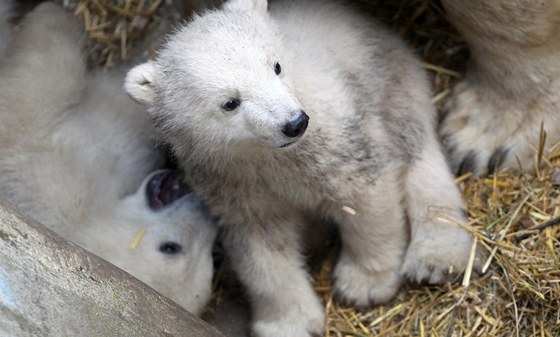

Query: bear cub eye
[222,99,240,111]
[159,241,183,255]
[274,61,282,75]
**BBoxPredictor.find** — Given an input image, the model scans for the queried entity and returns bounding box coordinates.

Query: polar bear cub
[126,0,473,335]
[0,2,216,316]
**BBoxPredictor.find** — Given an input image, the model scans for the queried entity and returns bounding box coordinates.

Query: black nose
[282,111,309,138]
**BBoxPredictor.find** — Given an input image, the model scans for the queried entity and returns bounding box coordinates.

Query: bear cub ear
[224,0,267,16]
[125,61,160,105]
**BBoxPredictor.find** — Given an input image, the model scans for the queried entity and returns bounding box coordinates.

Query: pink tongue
[146,171,190,211]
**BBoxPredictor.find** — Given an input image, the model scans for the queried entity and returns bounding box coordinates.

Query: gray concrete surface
[0,199,225,337]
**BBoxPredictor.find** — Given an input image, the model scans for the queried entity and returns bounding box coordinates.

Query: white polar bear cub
[0,3,217,316]
[126,0,473,335]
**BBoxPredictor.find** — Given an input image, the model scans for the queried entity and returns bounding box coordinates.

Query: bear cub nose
[282,111,309,138]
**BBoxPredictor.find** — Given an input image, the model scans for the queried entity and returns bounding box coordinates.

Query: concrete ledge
[0,199,225,337]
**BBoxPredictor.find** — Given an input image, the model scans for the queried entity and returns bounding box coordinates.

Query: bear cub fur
[126,0,474,335]
[0,2,216,315]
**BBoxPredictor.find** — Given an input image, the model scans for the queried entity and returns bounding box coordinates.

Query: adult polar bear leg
[401,136,473,283]
[330,163,407,306]
[440,0,560,176]
[219,210,325,337]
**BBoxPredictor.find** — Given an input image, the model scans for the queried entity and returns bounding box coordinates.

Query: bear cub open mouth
[146,170,192,210]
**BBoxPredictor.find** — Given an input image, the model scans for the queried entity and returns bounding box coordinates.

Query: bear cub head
[126,0,308,151]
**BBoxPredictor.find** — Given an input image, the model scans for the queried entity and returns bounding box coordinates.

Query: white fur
[127,0,473,335]
[125,61,160,106]
[0,3,217,316]
[224,0,267,15]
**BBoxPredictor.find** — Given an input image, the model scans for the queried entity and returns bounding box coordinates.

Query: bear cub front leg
[330,165,408,306]
[221,215,325,337]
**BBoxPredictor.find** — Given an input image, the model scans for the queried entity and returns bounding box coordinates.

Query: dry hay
[317,157,560,337]
[66,0,560,336]
[59,0,173,67]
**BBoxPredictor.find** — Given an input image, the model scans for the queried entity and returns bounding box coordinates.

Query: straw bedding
[64,0,560,335]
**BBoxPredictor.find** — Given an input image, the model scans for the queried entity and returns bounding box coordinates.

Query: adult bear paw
[440,78,560,176]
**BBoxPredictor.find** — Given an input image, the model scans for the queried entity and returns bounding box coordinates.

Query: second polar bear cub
[126,0,474,336]
[0,2,216,316]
